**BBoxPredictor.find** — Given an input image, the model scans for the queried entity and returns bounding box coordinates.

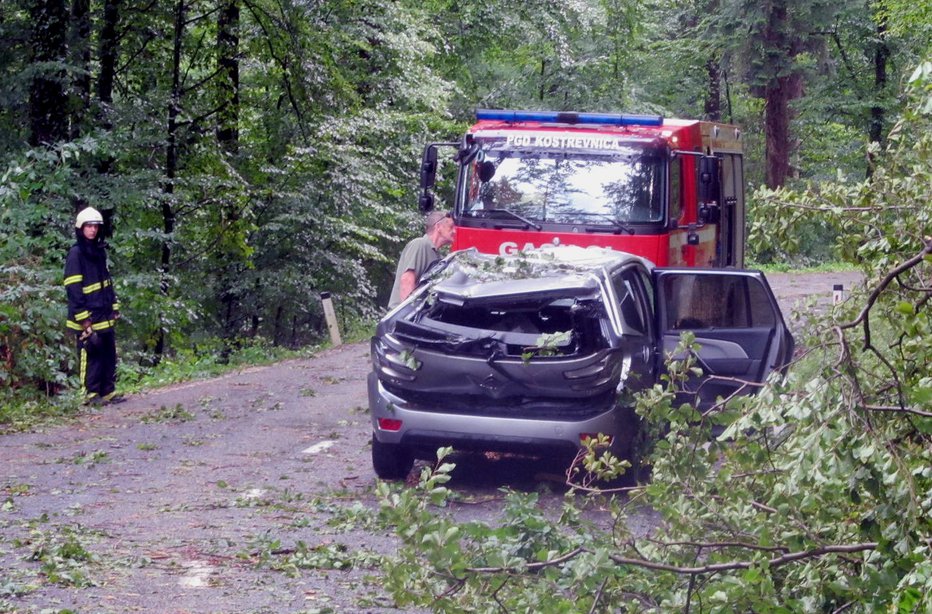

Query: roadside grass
[0,317,378,434]
[117,338,321,393]
[118,316,378,392]
[0,390,84,435]
[748,260,858,274]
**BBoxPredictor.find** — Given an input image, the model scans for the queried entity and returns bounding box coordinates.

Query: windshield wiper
[584,215,636,235]
[480,208,543,231]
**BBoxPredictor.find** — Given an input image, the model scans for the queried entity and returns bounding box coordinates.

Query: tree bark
[217,0,241,356]
[69,0,91,139]
[28,0,69,146]
[764,75,799,188]
[154,0,186,360]
[704,57,722,121]
[760,0,801,188]
[97,0,120,123]
[867,13,889,177]
[216,0,240,151]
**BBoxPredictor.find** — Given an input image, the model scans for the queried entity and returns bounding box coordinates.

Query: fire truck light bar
[476,109,663,127]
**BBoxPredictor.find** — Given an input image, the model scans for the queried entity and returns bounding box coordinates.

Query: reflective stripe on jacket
[64,239,119,331]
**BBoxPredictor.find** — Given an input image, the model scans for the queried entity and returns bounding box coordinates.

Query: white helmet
[75,207,104,228]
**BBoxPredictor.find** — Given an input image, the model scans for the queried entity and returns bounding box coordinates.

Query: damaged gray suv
[368,246,793,479]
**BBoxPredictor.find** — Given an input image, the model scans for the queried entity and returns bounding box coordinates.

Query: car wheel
[609,433,640,486]
[371,434,414,480]
[608,408,643,486]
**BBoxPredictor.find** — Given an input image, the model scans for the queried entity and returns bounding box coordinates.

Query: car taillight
[563,355,617,390]
[372,338,417,382]
[378,418,403,432]
[564,358,609,379]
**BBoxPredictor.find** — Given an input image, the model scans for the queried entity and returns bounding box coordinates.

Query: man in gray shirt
[388,211,456,308]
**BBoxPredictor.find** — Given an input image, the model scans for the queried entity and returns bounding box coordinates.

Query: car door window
[654,269,793,409]
[662,273,775,330]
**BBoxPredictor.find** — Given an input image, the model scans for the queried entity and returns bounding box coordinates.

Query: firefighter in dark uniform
[65,207,123,405]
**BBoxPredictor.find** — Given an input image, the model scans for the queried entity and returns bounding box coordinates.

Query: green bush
[0,262,73,395]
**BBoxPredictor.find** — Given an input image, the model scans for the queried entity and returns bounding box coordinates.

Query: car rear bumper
[368,372,630,455]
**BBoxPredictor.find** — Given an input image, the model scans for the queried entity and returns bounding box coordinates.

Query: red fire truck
[418,109,745,267]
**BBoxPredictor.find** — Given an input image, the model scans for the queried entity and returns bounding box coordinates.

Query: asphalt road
[0,270,864,613]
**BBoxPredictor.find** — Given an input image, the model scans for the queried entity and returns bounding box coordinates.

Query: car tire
[609,409,642,487]
[609,434,640,486]
[371,434,414,480]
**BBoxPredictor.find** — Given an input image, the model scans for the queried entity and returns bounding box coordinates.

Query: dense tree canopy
[1,0,924,371]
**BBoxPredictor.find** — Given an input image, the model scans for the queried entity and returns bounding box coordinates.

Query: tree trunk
[273,304,283,346]
[760,0,800,189]
[154,0,186,360]
[95,0,120,175]
[216,0,240,151]
[704,57,722,121]
[867,13,889,177]
[69,0,91,139]
[539,58,546,102]
[723,68,734,124]
[97,0,120,123]
[868,17,888,145]
[28,0,69,146]
[764,75,798,188]
[217,0,241,353]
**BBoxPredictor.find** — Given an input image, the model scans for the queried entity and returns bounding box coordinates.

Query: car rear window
[399,294,609,358]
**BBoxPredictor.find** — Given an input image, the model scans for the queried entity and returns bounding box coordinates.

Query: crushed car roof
[421,245,652,301]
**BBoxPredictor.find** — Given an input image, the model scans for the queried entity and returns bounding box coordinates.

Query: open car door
[652,269,794,408]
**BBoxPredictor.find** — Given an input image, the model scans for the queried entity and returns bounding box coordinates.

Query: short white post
[320,291,342,346]
[832,284,844,305]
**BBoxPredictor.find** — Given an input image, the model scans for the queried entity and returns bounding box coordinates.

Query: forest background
[0,0,928,405]
[1,1,931,611]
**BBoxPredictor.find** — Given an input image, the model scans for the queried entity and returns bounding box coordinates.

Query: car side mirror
[420,145,438,191]
[418,192,435,212]
[419,146,438,211]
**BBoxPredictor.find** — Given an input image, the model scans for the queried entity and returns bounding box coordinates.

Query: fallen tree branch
[461,541,879,578]
[465,547,586,573]
[609,542,878,575]
[839,241,932,345]
[645,538,790,554]
[863,404,932,419]
[750,500,778,515]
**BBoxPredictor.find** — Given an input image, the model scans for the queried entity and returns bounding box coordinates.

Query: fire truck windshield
[461,139,667,227]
